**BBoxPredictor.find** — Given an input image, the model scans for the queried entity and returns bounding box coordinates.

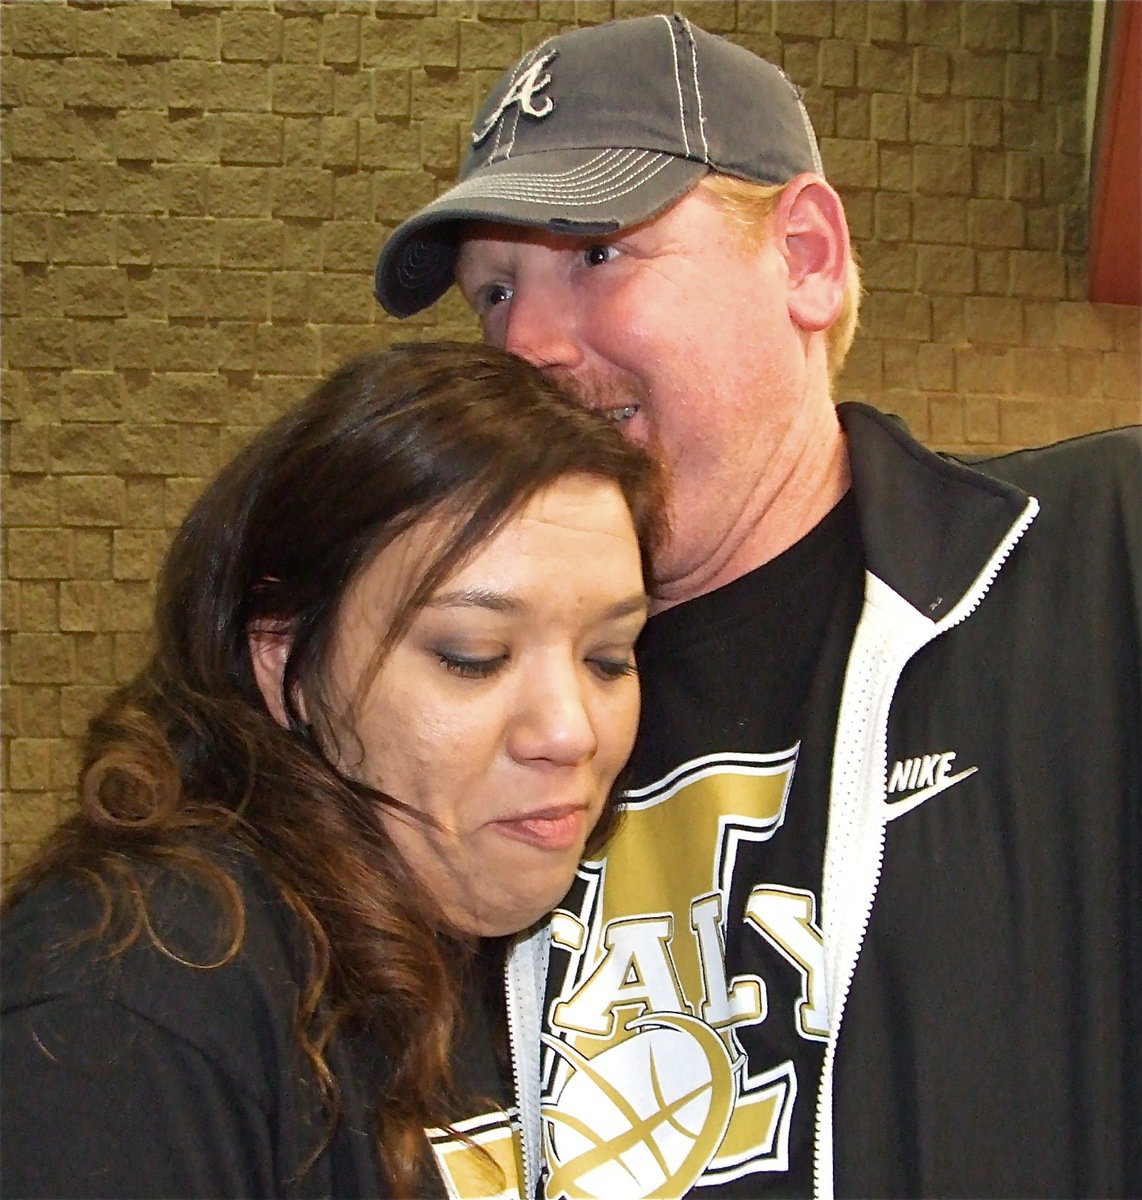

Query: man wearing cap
[376,15,1141,1200]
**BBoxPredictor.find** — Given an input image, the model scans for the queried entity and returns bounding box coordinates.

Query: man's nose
[501,289,584,373]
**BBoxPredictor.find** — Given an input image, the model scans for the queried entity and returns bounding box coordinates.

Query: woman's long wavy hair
[4,342,663,1196]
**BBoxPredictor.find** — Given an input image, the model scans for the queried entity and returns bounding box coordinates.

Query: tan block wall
[2,0,1139,872]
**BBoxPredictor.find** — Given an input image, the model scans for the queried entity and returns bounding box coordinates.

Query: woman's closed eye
[436,650,508,680]
[585,653,637,682]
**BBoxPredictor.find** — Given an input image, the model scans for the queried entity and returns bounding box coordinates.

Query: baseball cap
[375,13,824,318]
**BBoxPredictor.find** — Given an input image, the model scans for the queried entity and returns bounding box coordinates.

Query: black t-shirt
[540,494,864,1198]
[1,851,524,1200]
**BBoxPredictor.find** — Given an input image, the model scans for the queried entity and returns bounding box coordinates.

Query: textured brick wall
[2,0,1139,871]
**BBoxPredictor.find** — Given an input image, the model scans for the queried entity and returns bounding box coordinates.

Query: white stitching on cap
[456,151,665,203]
[436,149,647,200]
[798,95,824,174]
[775,64,824,175]
[489,89,509,159]
[466,148,647,197]
[678,16,710,163]
[658,13,691,158]
[495,157,672,205]
[424,148,677,206]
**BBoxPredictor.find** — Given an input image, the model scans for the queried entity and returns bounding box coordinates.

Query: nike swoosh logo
[884,766,978,820]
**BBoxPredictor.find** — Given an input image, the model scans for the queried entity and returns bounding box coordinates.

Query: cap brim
[375,147,708,318]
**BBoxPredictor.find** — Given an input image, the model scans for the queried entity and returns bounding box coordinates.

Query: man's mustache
[545,370,649,418]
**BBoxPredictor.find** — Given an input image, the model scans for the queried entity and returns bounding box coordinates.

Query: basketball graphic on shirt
[541,752,808,1195]
[543,1012,735,1199]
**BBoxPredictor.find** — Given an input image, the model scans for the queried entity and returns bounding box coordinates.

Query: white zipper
[504,923,549,1200]
[811,496,1039,1200]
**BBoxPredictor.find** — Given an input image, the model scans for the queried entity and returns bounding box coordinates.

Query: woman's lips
[493,806,589,852]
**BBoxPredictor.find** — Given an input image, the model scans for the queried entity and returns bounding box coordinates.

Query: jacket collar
[838,403,1032,620]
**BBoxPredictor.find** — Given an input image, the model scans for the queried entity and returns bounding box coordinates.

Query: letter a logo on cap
[472,51,557,145]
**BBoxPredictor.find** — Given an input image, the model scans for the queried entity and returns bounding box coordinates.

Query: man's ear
[774,174,851,333]
[248,621,302,729]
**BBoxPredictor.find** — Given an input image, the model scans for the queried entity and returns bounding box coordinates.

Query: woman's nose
[507,664,598,767]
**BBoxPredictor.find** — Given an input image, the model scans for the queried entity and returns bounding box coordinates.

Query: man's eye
[485,283,513,307]
[583,244,615,267]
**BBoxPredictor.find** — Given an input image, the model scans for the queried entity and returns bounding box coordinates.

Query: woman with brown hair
[1,342,662,1199]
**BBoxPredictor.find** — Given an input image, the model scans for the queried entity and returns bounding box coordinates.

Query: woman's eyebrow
[605,595,652,620]
[424,590,650,619]
[424,587,521,613]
